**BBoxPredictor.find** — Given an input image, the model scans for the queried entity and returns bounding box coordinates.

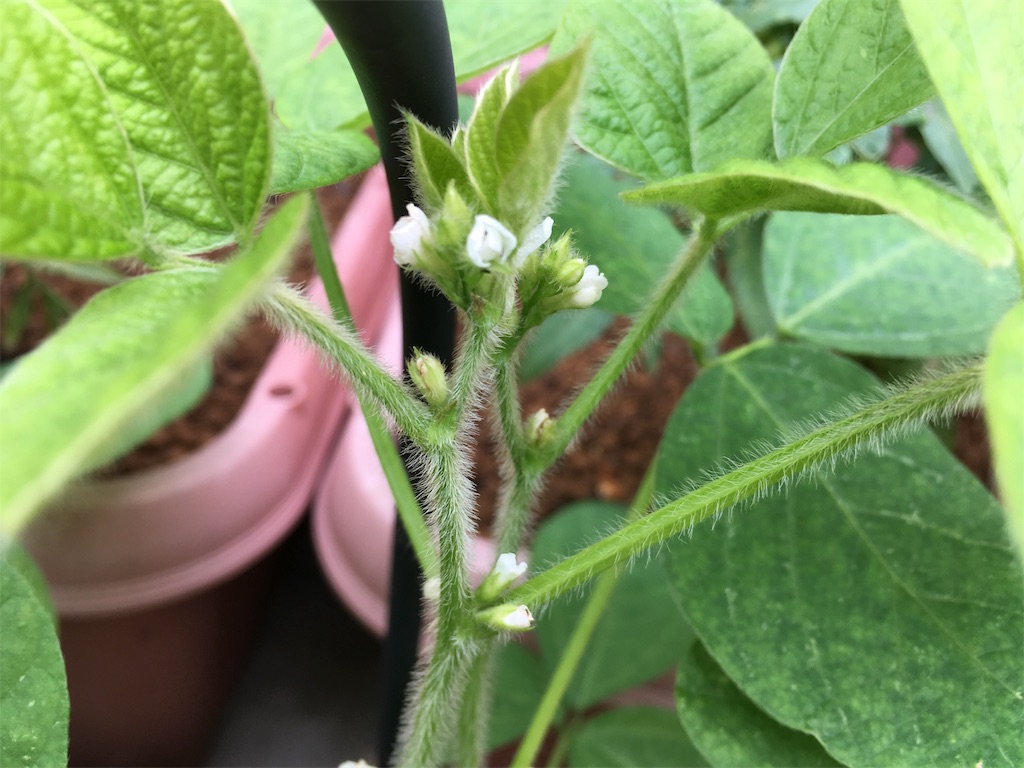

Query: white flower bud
[466,214,517,269]
[478,553,528,602]
[524,408,556,447]
[567,264,608,308]
[390,204,432,267]
[512,216,554,267]
[478,603,535,632]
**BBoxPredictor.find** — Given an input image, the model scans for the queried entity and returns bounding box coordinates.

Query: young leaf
[494,46,588,230]
[404,115,472,214]
[568,707,709,768]
[0,196,308,539]
[675,642,841,767]
[763,212,1021,356]
[550,0,775,181]
[0,551,68,768]
[269,127,379,195]
[464,64,516,212]
[554,156,734,347]
[658,344,1023,766]
[900,0,1024,254]
[625,157,1014,267]
[36,0,272,255]
[984,302,1024,559]
[773,0,934,158]
[532,501,694,710]
[0,0,143,261]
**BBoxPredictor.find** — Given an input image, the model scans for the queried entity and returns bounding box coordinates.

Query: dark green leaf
[488,642,551,750]
[568,707,709,767]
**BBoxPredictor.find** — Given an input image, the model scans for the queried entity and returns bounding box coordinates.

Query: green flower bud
[407,351,449,408]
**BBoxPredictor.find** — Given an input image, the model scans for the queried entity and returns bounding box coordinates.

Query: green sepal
[405,114,474,214]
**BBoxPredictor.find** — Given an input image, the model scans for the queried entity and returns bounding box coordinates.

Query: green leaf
[900,0,1024,254]
[675,641,841,767]
[226,0,325,102]
[722,218,777,339]
[0,0,143,261]
[519,308,614,382]
[35,0,271,255]
[269,127,379,195]
[984,302,1024,560]
[532,501,695,710]
[919,100,979,194]
[718,0,820,32]
[464,63,516,212]
[405,115,472,214]
[445,0,567,81]
[626,157,1014,267]
[0,552,68,768]
[773,0,934,158]
[554,156,734,347]
[495,46,588,231]
[0,196,308,539]
[658,343,1023,766]
[763,212,1021,356]
[568,707,709,768]
[488,642,551,750]
[551,0,775,181]
[274,45,366,131]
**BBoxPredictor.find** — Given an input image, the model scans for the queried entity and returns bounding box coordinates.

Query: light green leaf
[445,0,566,81]
[35,0,271,255]
[773,0,934,158]
[464,63,516,212]
[658,343,1023,766]
[274,45,365,131]
[717,0,820,32]
[405,115,472,214]
[984,302,1024,560]
[568,707,709,768]
[626,157,1014,267]
[675,642,841,767]
[226,0,325,102]
[551,0,775,181]
[0,0,143,261]
[0,552,68,768]
[269,127,378,195]
[495,46,588,231]
[532,501,694,710]
[554,156,734,347]
[488,642,551,750]
[920,100,979,193]
[900,0,1024,254]
[0,196,308,539]
[764,212,1020,356]
[722,218,777,339]
[519,308,614,382]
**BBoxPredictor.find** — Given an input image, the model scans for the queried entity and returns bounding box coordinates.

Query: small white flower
[501,605,534,630]
[466,214,517,268]
[477,602,535,631]
[567,264,608,308]
[511,216,554,266]
[390,204,432,267]
[494,553,528,583]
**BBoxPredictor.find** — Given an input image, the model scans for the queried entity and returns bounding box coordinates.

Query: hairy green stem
[455,644,496,767]
[511,467,657,768]
[262,285,432,445]
[536,218,720,470]
[507,361,983,610]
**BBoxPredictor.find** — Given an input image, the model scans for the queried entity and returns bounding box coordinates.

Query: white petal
[512,216,554,266]
[466,215,517,268]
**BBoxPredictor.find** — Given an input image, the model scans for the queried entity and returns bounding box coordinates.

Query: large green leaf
[718,0,820,32]
[33,0,271,255]
[532,501,694,710]
[0,196,308,539]
[554,156,733,347]
[0,0,143,261]
[568,707,709,768]
[658,344,1023,766]
[763,212,1020,356]
[0,551,68,768]
[626,157,1014,267]
[269,127,379,195]
[900,0,1024,254]
[487,642,551,750]
[675,641,841,767]
[226,0,325,102]
[550,0,775,181]
[984,302,1024,560]
[773,0,934,158]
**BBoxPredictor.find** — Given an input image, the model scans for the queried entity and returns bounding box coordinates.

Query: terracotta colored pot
[22,166,398,766]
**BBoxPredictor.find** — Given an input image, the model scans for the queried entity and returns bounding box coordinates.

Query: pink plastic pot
[22,166,399,766]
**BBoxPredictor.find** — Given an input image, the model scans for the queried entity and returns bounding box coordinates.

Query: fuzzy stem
[262,284,432,446]
[506,361,983,611]
[535,218,720,471]
[454,642,496,767]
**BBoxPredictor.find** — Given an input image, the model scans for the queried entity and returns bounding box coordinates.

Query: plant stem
[261,284,432,446]
[506,361,983,610]
[455,643,496,767]
[306,195,438,579]
[535,218,720,471]
[509,468,656,768]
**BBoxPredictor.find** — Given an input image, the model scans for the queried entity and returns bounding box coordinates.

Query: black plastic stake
[311,2,459,764]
